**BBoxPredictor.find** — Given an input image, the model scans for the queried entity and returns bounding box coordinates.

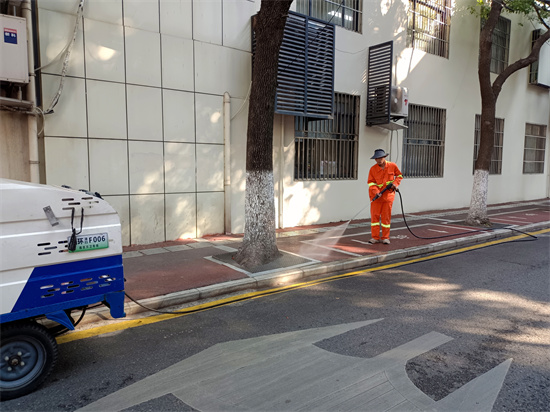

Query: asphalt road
[3,233,549,411]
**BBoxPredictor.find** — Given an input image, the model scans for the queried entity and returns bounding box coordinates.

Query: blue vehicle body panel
[0,255,125,325]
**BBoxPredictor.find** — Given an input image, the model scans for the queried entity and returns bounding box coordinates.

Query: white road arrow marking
[78,320,511,412]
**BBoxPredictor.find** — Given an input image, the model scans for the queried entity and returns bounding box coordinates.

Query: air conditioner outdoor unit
[390,86,408,118]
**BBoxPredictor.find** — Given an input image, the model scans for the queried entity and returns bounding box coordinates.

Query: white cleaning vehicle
[0,179,126,400]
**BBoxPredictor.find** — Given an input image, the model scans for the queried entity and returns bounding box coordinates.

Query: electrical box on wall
[0,14,29,84]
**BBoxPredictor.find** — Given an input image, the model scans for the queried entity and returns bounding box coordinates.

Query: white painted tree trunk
[466,169,491,226]
[236,169,279,268]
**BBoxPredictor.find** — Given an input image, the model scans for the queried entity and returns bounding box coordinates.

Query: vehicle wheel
[0,322,58,401]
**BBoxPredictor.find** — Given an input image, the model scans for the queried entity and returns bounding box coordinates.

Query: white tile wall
[196,144,224,192]
[126,85,163,141]
[38,0,254,244]
[44,137,89,189]
[89,139,129,195]
[128,141,164,194]
[125,27,161,87]
[196,192,224,237]
[160,0,193,39]
[123,0,160,32]
[193,0,222,45]
[195,93,223,144]
[161,35,194,91]
[102,195,130,245]
[165,193,197,240]
[194,42,251,98]
[130,194,165,244]
[38,9,85,77]
[86,80,127,139]
[223,0,258,52]
[162,89,195,143]
[84,0,123,25]
[42,75,87,137]
[38,0,79,14]
[84,19,125,82]
[164,142,196,193]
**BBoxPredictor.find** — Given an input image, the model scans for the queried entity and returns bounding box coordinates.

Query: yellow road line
[57,228,549,344]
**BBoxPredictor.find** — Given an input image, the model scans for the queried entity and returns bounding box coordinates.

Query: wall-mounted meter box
[1,14,29,84]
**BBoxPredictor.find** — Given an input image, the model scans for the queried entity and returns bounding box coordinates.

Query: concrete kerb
[75,222,549,328]
[197,278,257,300]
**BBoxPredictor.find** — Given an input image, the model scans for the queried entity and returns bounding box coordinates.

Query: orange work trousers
[370,201,393,240]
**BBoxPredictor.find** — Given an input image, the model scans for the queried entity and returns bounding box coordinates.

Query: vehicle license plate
[68,233,109,252]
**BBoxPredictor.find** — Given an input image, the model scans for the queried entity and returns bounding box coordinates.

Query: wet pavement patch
[212,251,315,274]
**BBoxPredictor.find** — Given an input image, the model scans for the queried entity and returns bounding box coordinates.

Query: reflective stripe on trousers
[370,201,393,240]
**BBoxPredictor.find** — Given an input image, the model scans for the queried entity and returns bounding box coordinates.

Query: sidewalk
[84,199,550,325]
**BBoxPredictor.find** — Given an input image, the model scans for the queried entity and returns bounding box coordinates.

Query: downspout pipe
[22,0,40,183]
[223,92,231,234]
[278,115,284,229]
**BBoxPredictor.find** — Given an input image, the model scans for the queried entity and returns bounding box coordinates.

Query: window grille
[296,0,363,33]
[486,16,510,74]
[523,123,547,174]
[473,114,504,175]
[402,104,446,178]
[407,0,451,58]
[295,93,359,180]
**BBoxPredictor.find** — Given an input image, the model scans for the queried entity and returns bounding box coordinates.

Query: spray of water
[296,202,371,258]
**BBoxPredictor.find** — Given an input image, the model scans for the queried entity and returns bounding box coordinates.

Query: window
[402,104,446,178]
[296,0,362,33]
[529,29,541,84]
[488,16,511,74]
[407,0,452,58]
[528,29,550,88]
[523,123,547,174]
[473,114,504,174]
[295,93,359,180]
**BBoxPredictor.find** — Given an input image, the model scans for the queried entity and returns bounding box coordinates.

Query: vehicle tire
[0,322,58,401]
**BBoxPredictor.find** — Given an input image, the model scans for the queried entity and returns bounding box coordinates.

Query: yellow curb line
[57,228,549,344]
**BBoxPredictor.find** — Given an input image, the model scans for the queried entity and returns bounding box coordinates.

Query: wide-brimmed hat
[371,149,389,159]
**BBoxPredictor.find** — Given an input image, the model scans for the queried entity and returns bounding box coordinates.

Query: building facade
[1,0,549,246]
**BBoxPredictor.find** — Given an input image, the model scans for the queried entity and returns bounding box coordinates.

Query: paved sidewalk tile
[188,242,214,249]
[164,245,192,252]
[214,245,239,253]
[140,248,170,255]
[122,251,143,259]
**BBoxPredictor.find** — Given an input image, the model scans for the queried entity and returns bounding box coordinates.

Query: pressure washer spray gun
[345,183,399,224]
[371,183,398,202]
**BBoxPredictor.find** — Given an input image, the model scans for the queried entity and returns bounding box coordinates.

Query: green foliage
[467,0,491,19]
[468,0,550,23]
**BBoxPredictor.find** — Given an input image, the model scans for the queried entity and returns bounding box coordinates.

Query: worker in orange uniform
[367,149,403,244]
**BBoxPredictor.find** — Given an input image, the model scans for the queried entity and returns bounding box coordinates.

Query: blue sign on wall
[4,28,17,44]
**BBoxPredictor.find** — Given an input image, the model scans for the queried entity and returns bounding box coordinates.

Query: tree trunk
[466,2,550,226]
[466,2,501,226]
[234,0,292,270]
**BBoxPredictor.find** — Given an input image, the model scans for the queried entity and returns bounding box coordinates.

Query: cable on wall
[43,0,85,115]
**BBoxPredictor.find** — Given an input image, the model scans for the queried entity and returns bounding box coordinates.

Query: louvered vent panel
[304,18,334,117]
[252,11,335,119]
[366,41,393,126]
[276,13,307,115]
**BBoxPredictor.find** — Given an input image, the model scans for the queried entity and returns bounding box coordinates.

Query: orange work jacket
[368,161,403,202]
